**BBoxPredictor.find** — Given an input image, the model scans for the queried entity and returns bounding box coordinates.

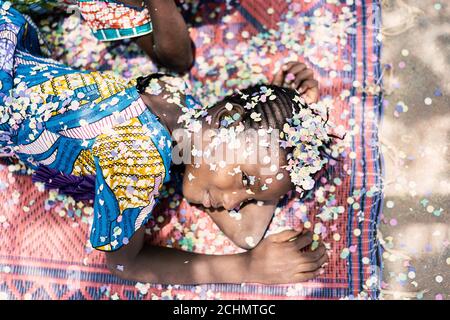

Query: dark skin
[183,61,320,249]
[181,118,294,250]
[105,61,327,285]
[117,0,194,73]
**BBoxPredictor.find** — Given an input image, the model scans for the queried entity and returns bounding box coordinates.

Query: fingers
[291,248,328,283]
[289,63,308,74]
[285,64,308,87]
[293,268,323,282]
[296,253,328,273]
[271,69,285,86]
[290,231,313,250]
[269,229,302,243]
[299,79,319,95]
[282,61,301,72]
[299,78,319,102]
[272,62,320,102]
[272,61,307,87]
[292,68,314,89]
[292,242,328,274]
[298,243,327,262]
[303,87,320,104]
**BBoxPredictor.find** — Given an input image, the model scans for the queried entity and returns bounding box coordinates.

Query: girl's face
[182,126,293,210]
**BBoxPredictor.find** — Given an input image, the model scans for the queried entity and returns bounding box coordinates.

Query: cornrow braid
[226,84,342,198]
[222,84,305,131]
[222,84,338,163]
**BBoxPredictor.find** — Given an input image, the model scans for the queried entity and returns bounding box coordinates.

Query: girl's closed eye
[242,172,250,187]
[241,172,258,188]
[242,172,259,198]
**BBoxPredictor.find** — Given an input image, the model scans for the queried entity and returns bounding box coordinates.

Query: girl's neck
[139,93,184,135]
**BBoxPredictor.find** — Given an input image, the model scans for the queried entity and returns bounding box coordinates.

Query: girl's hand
[272,62,320,104]
[243,229,328,284]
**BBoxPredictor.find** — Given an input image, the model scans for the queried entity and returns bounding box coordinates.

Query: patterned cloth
[78,0,152,41]
[8,0,75,14]
[0,0,383,300]
[9,0,153,41]
[0,3,172,252]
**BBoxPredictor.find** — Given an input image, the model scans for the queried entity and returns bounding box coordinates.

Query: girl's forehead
[204,130,285,166]
[241,158,288,180]
[240,162,292,197]
[207,127,280,151]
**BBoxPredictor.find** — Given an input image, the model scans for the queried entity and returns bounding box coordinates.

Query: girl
[0,3,328,285]
[10,0,194,73]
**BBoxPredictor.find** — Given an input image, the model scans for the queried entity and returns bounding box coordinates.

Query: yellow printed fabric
[1,5,174,253]
[90,117,166,251]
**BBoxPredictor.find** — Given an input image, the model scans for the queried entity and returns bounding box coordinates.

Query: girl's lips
[209,192,221,209]
[203,190,222,209]
[202,190,212,208]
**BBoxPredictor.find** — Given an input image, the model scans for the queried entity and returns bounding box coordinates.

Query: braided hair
[221,84,304,131]
[221,84,338,167]
[224,84,341,199]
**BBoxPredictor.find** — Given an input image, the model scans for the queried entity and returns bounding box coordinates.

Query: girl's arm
[136,0,194,74]
[104,226,328,285]
[106,227,246,284]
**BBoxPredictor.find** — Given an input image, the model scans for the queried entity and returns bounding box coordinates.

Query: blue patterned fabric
[0,3,179,251]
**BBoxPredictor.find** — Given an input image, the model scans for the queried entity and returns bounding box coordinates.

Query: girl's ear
[211,102,246,129]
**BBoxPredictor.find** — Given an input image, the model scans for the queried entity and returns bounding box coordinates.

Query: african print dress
[0,3,170,252]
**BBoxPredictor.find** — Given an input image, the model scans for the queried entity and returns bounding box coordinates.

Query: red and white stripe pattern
[17,130,59,155]
[14,57,38,66]
[134,175,163,231]
[0,29,17,42]
[59,98,147,140]
[39,149,58,166]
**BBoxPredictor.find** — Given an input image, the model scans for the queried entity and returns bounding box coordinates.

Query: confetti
[1,0,443,302]
[245,236,255,248]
